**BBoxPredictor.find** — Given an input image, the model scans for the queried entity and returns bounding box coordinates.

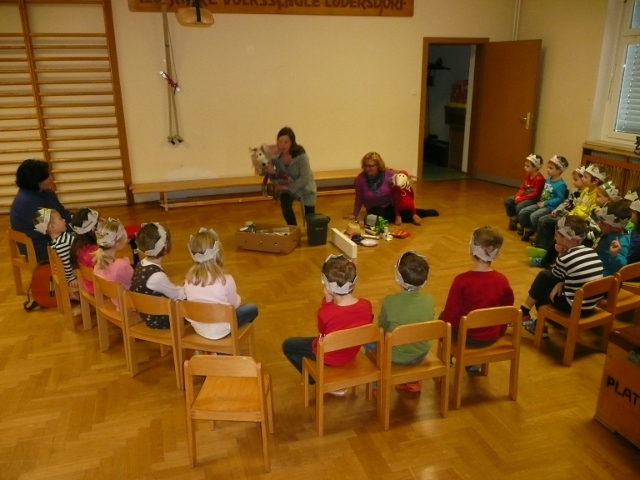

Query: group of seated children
[282,226,514,394]
[505,156,637,276]
[32,209,258,340]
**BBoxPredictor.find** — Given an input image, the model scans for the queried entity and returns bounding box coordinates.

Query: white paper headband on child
[189,228,219,263]
[556,216,585,242]
[140,222,167,257]
[597,206,630,229]
[72,209,99,235]
[549,155,566,172]
[601,181,621,202]
[394,251,427,291]
[320,254,357,295]
[526,154,542,169]
[33,208,52,235]
[469,234,500,262]
[97,218,126,248]
[631,199,640,213]
[625,190,639,202]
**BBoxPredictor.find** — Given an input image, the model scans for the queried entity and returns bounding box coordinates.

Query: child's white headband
[469,233,500,262]
[33,208,52,235]
[189,228,220,263]
[394,251,428,291]
[140,222,167,257]
[321,254,357,295]
[97,218,126,248]
[556,216,585,242]
[72,209,99,235]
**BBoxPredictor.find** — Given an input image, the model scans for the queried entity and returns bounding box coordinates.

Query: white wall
[111,1,515,185]
[517,0,609,172]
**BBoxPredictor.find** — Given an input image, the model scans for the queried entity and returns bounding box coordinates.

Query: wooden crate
[594,326,640,448]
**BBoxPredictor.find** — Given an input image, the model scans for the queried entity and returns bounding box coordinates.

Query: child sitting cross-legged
[377,251,435,393]
[34,207,78,300]
[440,227,514,372]
[129,222,185,329]
[282,254,373,396]
[520,215,604,337]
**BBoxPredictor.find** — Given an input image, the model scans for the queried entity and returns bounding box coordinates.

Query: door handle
[520,112,532,130]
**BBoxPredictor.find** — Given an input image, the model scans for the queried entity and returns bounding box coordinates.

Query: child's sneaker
[329,388,348,397]
[521,229,534,241]
[521,314,534,326]
[465,365,482,373]
[524,320,549,338]
[508,218,518,230]
[395,382,421,393]
[517,227,524,235]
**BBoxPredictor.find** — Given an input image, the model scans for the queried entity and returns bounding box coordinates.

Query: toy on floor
[392,170,421,225]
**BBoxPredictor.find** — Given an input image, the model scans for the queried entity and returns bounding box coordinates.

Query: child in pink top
[92,218,133,308]
[70,208,99,295]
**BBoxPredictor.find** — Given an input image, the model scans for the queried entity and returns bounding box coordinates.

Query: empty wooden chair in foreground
[93,274,127,359]
[450,306,521,410]
[302,323,382,436]
[534,276,618,367]
[603,262,640,325]
[184,355,273,471]
[76,264,97,330]
[376,320,451,430]
[8,228,37,295]
[122,291,182,389]
[47,246,80,331]
[175,300,255,376]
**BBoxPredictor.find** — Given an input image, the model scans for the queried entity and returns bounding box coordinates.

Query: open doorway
[417,37,489,182]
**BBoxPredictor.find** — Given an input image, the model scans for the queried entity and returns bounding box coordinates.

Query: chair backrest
[48,246,68,297]
[460,306,520,334]
[8,228,37,270]
[575,275,618,314]
[615,262,640,283]
[386,320,449,349]
[122,290,174,329]
[93,273,124,308]
[76,263,95,291]
[176,300,238,336]
[318,323,381,354]
[185,354,260,379]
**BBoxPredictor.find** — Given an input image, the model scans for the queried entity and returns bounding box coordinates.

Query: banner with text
[128,0,414,17]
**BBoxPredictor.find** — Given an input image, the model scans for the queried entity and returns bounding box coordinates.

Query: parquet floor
[1,179,639,479]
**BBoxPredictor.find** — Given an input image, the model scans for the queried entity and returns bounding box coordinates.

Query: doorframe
[417,37,489,181]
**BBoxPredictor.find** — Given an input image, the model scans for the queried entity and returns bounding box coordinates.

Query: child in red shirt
[504,154,545,231]
[282,254,373,395]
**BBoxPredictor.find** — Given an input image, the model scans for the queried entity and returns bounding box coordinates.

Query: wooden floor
[1,179,639,480]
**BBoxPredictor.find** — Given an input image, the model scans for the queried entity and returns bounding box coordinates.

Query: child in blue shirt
[585,181,620,247]
[594,200,632,276]
[518,156,568,242]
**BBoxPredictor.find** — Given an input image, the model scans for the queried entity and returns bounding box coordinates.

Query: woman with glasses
[345,152,437,223]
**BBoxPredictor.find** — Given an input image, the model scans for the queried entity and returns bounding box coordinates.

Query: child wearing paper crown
[626,193,640,264]
[520,215,604,337]
[517,155,568,242]
[282,254,373,394]
[129,222,185,329]
[440,227,514,350]
[70,208,99,295]
[593,200,632,276]
[584,181,621,247]
[503,154,545,231]
[183,228,258,339]
[92,218,134,308]
[376,251,435,392]
[33,207,77,294]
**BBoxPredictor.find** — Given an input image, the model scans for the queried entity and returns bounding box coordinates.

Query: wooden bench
[130,169,361,211]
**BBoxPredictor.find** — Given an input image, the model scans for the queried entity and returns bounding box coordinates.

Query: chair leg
[381,378,391,430]
[440,372,450,418]
[453,358,464,410]
[316,384,324,437]
[172,345,183,390]
[97,314,110,352]
[600,321,613,352]
[480,363,489,376]
[80,298,93,331]
[563,324,579,367]
[12,266,24,295]
[509,357,519,401]
[127,337,138,378]
[303,367,310,407]
[533,314,546,348]
[186,418,196,468]
[260,420,270,472]
[178,349,186,391]
[266,375,274,434]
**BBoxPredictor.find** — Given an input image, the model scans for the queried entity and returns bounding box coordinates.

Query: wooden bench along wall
[130,169,362,211]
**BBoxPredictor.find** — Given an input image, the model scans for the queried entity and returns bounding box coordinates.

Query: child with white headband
[92,218,134,308]
[376,251,435,393]
[282,254,373,396]
[129,222,185,329]
[520,215,603,338]
[593,200,631,276]
[33,207,78,296]
[517,155,568,242]
[70,208,100,295]
[503,153,545,231]
[626,194,640,264]
[440,227,514,360]
[183,228,258,340]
